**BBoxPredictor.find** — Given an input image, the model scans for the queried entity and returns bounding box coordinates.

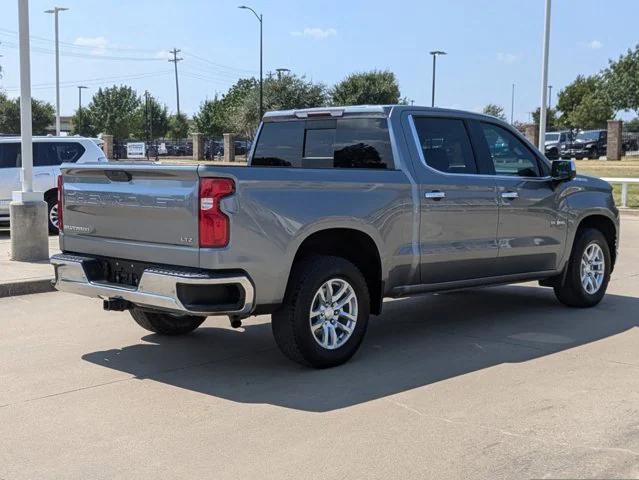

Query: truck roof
[263,105,512,124]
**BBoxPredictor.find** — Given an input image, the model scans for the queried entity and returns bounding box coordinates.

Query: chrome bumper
[51,254,254,316]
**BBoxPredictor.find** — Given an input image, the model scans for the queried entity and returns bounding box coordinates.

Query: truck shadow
[82,284,639,412]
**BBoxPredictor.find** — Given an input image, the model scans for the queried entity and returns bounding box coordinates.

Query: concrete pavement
[1,217,638,479]
[0,227,59,297]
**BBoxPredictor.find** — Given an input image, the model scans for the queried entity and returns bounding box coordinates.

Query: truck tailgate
[60,164,200,264]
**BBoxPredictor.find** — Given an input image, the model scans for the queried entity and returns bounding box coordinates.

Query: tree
[86,85,140,139]
[131,93,169,139]
[569,94,613,130]
[482,104,506,120]
[605,44,639,115]
[556,75,613,128]
[71,108,97,137]
[625,117,639,132]
[331,70,401,106]
[532,107,557,129]
[167,113,190,139]
[193,95,227,138]
[0,92,55,134]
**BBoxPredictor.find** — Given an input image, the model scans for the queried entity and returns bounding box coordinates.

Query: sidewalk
[0,227,59,298]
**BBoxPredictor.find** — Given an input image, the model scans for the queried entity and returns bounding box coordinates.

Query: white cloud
[154,50,171,60]
[496,52,521,64]
[290,27,337,40]
[73,36,109,55]
[586,40,603,49]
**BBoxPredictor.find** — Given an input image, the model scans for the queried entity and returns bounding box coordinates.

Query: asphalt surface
[1,216,638,479]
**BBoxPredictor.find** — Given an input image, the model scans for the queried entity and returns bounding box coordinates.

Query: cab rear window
[252,117,394,169]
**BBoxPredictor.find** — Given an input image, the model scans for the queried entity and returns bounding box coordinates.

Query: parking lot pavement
[1,217,638,480]
[0,228,59,293]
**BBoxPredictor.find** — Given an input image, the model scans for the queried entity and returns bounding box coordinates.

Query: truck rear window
[252,117,394,169]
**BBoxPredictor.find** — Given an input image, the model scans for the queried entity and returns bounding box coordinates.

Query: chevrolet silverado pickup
[51,106,619,368]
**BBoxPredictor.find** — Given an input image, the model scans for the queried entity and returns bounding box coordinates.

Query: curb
[0,277,55,298]
[620,208,639,217]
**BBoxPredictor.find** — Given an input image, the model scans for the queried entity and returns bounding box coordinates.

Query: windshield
[576,131,600,141]
[545,133,560,142]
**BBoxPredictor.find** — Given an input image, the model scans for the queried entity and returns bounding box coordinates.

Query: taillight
[57,175,64,232]
[199,177,235,248]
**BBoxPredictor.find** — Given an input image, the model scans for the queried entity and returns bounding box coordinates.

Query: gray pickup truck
[52,105,619,368]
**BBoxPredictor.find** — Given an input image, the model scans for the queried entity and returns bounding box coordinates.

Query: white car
[0,136,107,233]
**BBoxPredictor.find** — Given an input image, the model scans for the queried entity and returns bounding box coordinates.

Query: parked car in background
[52,106,618,368]
[544,130,572,160]
[562,129,607,160]
[0,136,107,233]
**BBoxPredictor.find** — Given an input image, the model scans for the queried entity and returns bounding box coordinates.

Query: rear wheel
[554,228,611,307]
[130,308,206,335]
[46,195,59,234]
[272,255,370,368]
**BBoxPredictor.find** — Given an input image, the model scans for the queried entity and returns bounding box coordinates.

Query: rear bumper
[51,253,255,317]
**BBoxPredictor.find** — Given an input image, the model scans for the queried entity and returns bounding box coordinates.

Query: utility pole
[144,90,152,141]
[538,0,552,150]
[511,83,515,124]
[548,85,553,109]
[168,48,183,116]
[45,6,68,136]
[77,85,87,110]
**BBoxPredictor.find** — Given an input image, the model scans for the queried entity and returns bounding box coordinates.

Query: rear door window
[0,143,21,168]
[252,117,394,169]
[412,117,478,174]
[34,142,86,166]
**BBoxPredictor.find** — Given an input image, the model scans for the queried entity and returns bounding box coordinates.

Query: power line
[2,70,173,91]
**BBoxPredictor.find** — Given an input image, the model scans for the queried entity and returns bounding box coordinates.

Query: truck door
[403,113,499,284]
[472,120,566,275]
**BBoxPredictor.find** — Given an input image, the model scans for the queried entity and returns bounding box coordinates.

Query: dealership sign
[126,142,146,159]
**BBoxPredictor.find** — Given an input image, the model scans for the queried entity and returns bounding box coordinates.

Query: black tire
[554,228,611,308]
[45,194,59,235]
[130,308,206,335]
[271,255,370,368]
[589,148,599,160]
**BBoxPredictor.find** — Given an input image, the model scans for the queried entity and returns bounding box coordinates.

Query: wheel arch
[286,227,385,315]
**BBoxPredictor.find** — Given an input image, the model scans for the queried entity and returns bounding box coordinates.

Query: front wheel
[272,255,370,368]
[554,228,611,307]
[130,308,206,335]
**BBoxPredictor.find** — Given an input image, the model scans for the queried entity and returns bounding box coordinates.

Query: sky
[0,0,637,122]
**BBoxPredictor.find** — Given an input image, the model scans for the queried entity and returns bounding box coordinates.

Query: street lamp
[538,0,552,150]
[45,6,68,136]
[238,5,263,119]
[429,50,446,107]
[77,85,87,110]
[275,67,290,79]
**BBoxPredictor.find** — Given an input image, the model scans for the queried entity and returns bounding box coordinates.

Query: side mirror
[551,159,576,182]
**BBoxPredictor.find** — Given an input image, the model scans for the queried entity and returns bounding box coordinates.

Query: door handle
[425,191,446,200]
[501,191,519,200]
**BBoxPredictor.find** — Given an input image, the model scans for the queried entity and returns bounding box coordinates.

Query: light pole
[511,83,516,124]
[77,85,87,110]
[239,5,263,119]
[12,0,49,262]
[45,6,68,136]
[429,50,446,107]
[548,85,553,109]
[538,0,552,150]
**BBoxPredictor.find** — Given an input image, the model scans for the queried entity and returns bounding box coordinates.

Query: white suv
[0,136,107,233]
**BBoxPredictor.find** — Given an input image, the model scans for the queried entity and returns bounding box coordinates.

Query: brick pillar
[101,134,113,159]
[607,120,623,161]
[224,133,235,162]
[192,133,205,161]
[524,124,539,148]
